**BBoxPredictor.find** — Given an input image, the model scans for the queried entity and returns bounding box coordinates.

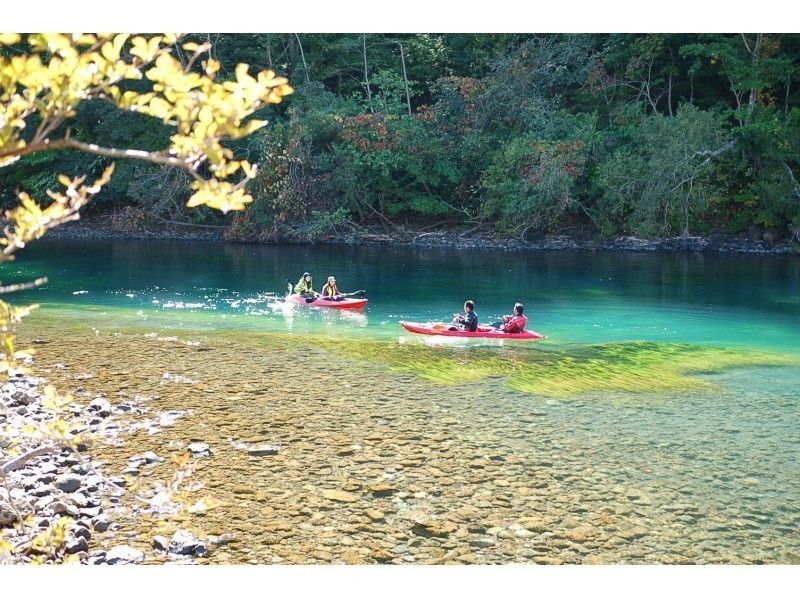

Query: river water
[7,239,800,563]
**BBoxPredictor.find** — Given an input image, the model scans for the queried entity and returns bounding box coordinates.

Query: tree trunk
[294,34,310,84]
[363,34,373,113]
[667,73,673,117]
[785,78,791,115]
[397,41,412,117]
[683,179,693,237]
[743,33,763,121]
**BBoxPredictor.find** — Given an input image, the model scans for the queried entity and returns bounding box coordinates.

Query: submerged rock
[247,445,280,457]
[187,443,211,458]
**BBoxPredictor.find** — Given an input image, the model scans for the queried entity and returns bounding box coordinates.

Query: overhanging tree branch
[0,136,205,182]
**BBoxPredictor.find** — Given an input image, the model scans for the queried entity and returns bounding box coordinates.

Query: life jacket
[322,283,339,297]
[505,314,528,333]
[295,277,313,294]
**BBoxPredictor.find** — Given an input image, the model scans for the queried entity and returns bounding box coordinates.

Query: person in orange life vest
[321,276,345,301]
[501,302,528,333]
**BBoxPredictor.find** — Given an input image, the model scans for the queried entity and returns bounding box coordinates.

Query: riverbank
[45,213,799,255]
[0,367,215,564]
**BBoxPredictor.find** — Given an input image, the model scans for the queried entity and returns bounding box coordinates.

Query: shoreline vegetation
[4,34,799,250]
[46,212,800,255]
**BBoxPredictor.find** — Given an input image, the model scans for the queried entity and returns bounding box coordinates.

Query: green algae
[326,338,799,399]
[21,306,800,400]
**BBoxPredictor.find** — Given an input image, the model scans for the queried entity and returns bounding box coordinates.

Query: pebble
[188,442,212,457]
[92,515,110,532]
[54,474,82,494]
[88,397,112,417]
[106,545,145,564]
[247,445,280,457]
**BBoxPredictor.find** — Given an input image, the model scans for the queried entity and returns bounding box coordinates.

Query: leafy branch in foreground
[0,33,293,562]
[0,31,293,375]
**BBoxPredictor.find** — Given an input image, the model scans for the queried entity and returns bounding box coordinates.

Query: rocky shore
[45,215,799,255]
[0,372,212,564]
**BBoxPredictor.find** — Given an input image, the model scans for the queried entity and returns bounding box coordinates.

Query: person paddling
[321,276,344,301]
[450,300,478,332]
[501,302,528,333]
[294,272,316,298]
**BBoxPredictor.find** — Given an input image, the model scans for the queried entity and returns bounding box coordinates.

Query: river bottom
[18,317,800,565]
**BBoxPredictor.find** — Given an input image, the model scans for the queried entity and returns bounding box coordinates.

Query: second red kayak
[400,321,545,341]
[288,294,368,309]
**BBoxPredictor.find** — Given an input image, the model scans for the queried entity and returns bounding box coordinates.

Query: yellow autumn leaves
[0,33,293,378]
[0,32,293,213]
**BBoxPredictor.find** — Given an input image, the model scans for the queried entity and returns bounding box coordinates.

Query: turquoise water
[6,239,800,562]
[5,239,800,350]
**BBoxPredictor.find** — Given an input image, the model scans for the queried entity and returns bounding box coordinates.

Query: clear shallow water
[6,239,800,563]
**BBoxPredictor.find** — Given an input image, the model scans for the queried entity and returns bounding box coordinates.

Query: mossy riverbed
[17,314,800,564]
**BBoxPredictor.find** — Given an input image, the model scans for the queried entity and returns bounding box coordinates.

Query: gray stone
[106,545,144,564]
[92,515,110,532]
[169,530,207,556]
[187,443,211,458]
[0,506,17,527]
[71,493,97,509]
[207,533,235,546]
[54,473,82,493]
[80,507,103,518]
[141,451,163,464]
[88,398,112,417]
[65,536,89,555]
[152,535,169,551]
[73,526,92,541]
[14,391,36,405]
[32,484,55,497]
[247,445,280,457]
[51,501,80,517]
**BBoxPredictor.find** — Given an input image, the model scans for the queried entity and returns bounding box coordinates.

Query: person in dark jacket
[450,300,478,332]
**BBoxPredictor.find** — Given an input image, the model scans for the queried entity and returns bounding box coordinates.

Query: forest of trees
[3,33,800,242]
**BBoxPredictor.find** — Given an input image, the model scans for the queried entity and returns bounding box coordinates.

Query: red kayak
[400,321,545,341]
[288,294,368,309]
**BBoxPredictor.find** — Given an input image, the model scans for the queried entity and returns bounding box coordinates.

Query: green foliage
[3,33,800,240]
[481,133,592,234]
[597,105,731,236]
